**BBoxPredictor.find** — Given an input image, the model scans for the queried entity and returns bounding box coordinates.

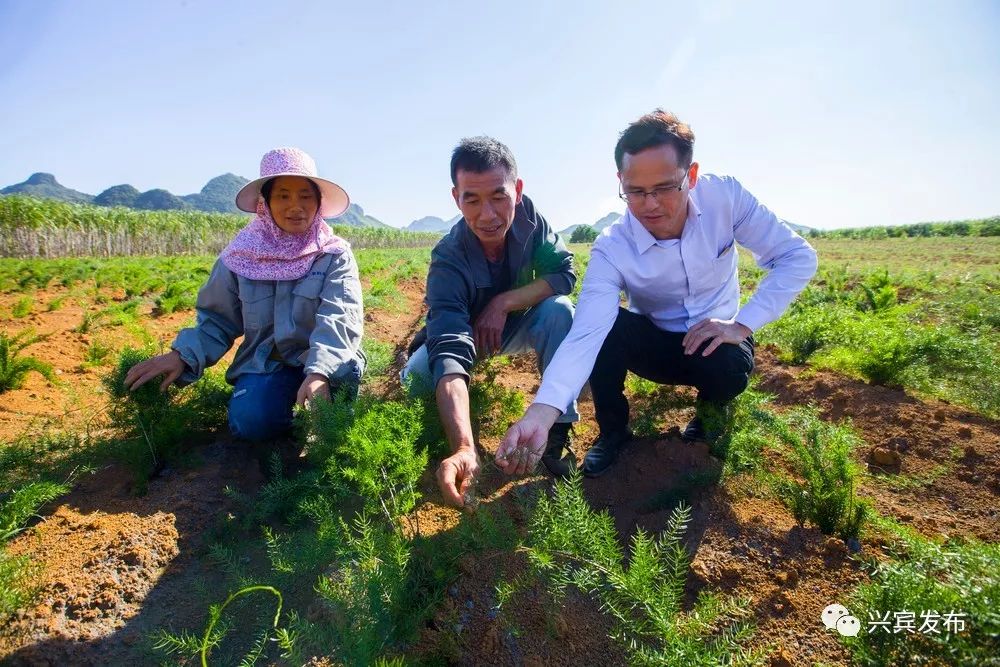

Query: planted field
[0,236,998,666]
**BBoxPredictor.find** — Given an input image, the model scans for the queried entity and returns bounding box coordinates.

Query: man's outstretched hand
[495,403,561,475]
[437,446,480,507]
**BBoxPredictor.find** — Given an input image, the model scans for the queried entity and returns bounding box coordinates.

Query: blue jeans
[401,295,579,423]
[228,365,305,441]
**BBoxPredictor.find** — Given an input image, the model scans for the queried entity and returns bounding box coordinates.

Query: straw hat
[235,147,350,218]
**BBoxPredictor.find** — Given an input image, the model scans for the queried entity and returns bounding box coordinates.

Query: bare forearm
[436,374,476,453]
[496,278,554,314]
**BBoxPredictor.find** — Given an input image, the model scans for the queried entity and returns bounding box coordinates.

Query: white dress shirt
[534,173,818,414]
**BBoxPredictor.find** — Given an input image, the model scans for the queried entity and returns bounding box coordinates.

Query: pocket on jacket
[292,278,324,300]
[239,282,275,330]
[291,277,328,328]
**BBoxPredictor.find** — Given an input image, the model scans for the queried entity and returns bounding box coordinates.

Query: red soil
[2,284,998,666]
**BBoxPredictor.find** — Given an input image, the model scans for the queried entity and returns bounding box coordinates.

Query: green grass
[82,339,113,368]
[11,296,33,318]
[0,329,56,393]
[525,473,764,666]
[842,521,1000,666]
[103,348,231,485]
[361,337,394,379]
[0,480,71,623]
[756,247,1000,417]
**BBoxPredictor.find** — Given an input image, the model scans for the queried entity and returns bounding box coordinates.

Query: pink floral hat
[235,147,350,218]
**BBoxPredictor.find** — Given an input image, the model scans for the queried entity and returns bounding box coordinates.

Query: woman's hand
[296,372,330,408]
[124,350,186,392]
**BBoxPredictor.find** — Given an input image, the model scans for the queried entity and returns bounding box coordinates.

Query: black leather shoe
[682,416,707,442]
[582,430,632,478]
[683,401,734,443]
[541,422,574,478]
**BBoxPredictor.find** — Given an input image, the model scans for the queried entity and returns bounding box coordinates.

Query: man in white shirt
[494,109,818,478]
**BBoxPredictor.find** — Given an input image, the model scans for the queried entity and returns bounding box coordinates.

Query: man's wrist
[454,441,477,455]
[526,403,561,429]
[494,291,514,314]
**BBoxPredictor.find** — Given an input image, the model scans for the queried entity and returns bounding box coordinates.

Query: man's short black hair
[450,136,518,186]
[614,109,695,171]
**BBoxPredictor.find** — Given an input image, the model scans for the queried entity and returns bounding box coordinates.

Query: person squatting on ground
[401,136,579,507]
[497,109,819,477]
[124,148,366,466]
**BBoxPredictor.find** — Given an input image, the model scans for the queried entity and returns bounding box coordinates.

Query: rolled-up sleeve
[425,251,476,389]
[304,249,365,382]
[171,259,243,385]
[533,209,576,296]
[731,179,818,332]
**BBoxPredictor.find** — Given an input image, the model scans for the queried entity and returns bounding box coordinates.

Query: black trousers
[589,308,755,435]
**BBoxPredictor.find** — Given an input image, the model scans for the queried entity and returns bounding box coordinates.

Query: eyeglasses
[618,173,689,205]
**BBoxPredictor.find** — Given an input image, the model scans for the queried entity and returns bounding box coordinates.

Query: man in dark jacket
[402,136,578,507]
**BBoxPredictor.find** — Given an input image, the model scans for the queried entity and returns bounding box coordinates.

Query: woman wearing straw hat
[125,147,365,455]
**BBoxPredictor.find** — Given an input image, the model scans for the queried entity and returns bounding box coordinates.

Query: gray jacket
[171,250,365,387]
[418,195,575,388]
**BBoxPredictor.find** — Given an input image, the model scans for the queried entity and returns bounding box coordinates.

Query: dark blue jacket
[414,195,575,388]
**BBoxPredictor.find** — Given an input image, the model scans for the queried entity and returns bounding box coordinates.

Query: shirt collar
[626,210,658,255]
[626,195,703,254]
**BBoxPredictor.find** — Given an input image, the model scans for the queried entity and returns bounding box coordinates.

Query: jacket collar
[459,195,538,288]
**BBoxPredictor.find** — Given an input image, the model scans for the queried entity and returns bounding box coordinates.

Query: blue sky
[2,0,998,230]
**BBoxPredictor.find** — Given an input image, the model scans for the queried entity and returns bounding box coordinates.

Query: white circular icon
[822,603,849,629]
[836,615,861,637]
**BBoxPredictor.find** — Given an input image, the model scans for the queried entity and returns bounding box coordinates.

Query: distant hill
[406,214,460,233]
[94,184,140,207]
[330,203,391,228]
[182,173,248,213]
[1,173,93,204]
[134,189,191,211]
[561,211,622,237]
[0,172,381,220]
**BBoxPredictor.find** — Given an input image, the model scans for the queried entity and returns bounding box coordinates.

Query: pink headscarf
[220,197,349,281]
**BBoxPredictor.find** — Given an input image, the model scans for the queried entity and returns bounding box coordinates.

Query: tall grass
[809,215,1000,239]
[0,195,440,257]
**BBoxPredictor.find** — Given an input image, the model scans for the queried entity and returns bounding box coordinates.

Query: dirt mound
[0,439,262,666]
[756,347,1000,541]
[4,507,179,649]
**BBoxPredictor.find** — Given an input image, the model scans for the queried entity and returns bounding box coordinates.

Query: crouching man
[497,109,818,477]
[402,136,579,506]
